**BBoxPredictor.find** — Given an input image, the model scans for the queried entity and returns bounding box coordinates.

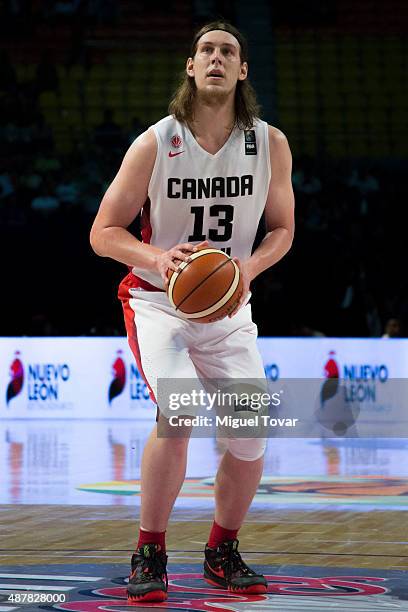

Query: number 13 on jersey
[188,204,234,253]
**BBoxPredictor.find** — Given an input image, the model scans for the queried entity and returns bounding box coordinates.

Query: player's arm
[231,126,295,314]
[90,129,202,280]
[248,126,295,277]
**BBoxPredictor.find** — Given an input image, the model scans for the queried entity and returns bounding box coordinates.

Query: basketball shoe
[127,543,168,603]
[204,539,267,594]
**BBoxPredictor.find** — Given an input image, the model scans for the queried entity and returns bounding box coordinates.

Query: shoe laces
[135,547,168,588]
[217,540,251,579]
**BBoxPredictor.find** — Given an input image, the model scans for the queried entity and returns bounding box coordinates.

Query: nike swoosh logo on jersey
[168,150,185,157]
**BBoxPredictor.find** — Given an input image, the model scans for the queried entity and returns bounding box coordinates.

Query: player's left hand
[229,258,252,317]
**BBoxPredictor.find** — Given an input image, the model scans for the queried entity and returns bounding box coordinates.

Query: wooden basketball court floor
[1,420,408,610]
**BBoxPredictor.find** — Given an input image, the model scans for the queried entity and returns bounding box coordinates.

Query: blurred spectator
[27,313,55,336]
[365,294,382,337]
[292,166,322,195]
[347,168,379,197]
[305,198,328,231]
[31,183,60,215]
[20,169,43,194]
[382,318,402,338]
[34,147,61,174]
[290,322,325,337]
[89,319,121,335]
[55,170,80,206]
[83,181,103,214]
[0,169,15,201]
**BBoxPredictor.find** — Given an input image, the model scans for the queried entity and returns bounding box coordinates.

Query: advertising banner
[1,337,407,420]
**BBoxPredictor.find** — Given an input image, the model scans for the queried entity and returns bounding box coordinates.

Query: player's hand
[157,240,209,285]
[229,258,251,317]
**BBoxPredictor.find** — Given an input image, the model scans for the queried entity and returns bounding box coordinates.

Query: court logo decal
[108,350,126,404]
[6,351,24,405]
[2,564,405,611]
[76,475,408,506]
[55,575,389,611]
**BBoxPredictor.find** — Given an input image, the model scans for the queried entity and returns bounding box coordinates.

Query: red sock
[208,520,239,548]
[137,528,166,553]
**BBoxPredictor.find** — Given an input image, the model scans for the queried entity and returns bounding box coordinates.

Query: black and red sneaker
[127,543,168,603]
[204,539,267,594]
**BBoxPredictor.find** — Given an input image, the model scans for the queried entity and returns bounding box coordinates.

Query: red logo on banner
[324,351,340,379]
[6,351,24,405]
[108,350,126,404]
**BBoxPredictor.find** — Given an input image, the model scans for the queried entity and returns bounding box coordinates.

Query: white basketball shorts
[119,278,265,406]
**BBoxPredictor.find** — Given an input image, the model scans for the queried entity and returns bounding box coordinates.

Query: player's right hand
[156,240,209,284]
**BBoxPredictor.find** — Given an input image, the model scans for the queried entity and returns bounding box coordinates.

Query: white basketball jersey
[132,115,270,289]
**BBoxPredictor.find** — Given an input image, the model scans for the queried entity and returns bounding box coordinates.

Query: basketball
[167,248,243,323]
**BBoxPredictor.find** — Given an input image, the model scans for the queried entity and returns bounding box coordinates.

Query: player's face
[186,30,248,99]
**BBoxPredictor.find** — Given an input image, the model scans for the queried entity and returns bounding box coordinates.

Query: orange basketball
[167,248,243,323]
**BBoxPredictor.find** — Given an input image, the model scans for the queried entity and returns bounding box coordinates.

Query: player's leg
[140,414,192,532]
[121,289,198,602]
[190,304,268,593]
[127,415,193,603]
[204,448,267,593]
[213,450,263,531]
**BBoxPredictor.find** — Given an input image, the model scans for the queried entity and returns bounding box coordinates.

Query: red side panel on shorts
[118,273,157,404]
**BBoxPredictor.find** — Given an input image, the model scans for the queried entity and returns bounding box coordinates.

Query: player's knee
[227,437,267,461]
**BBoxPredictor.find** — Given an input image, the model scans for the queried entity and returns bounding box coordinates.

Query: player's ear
[238,62,248,81]
[186,57,194,77]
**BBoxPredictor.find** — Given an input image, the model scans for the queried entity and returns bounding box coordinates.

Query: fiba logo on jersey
[108,350,126,404]
[244,129,257,155]
[6,351,24,406]
[171,134,183,149]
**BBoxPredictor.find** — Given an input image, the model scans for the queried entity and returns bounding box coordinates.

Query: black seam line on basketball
[177,260,236,313]
[175,257,235,311]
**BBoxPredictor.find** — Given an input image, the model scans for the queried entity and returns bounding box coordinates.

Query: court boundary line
[1,549,407,559]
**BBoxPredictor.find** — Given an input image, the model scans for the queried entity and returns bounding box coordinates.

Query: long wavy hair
[168,21,261,130]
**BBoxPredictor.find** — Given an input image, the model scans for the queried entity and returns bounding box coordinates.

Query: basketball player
[90,21,294,602]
